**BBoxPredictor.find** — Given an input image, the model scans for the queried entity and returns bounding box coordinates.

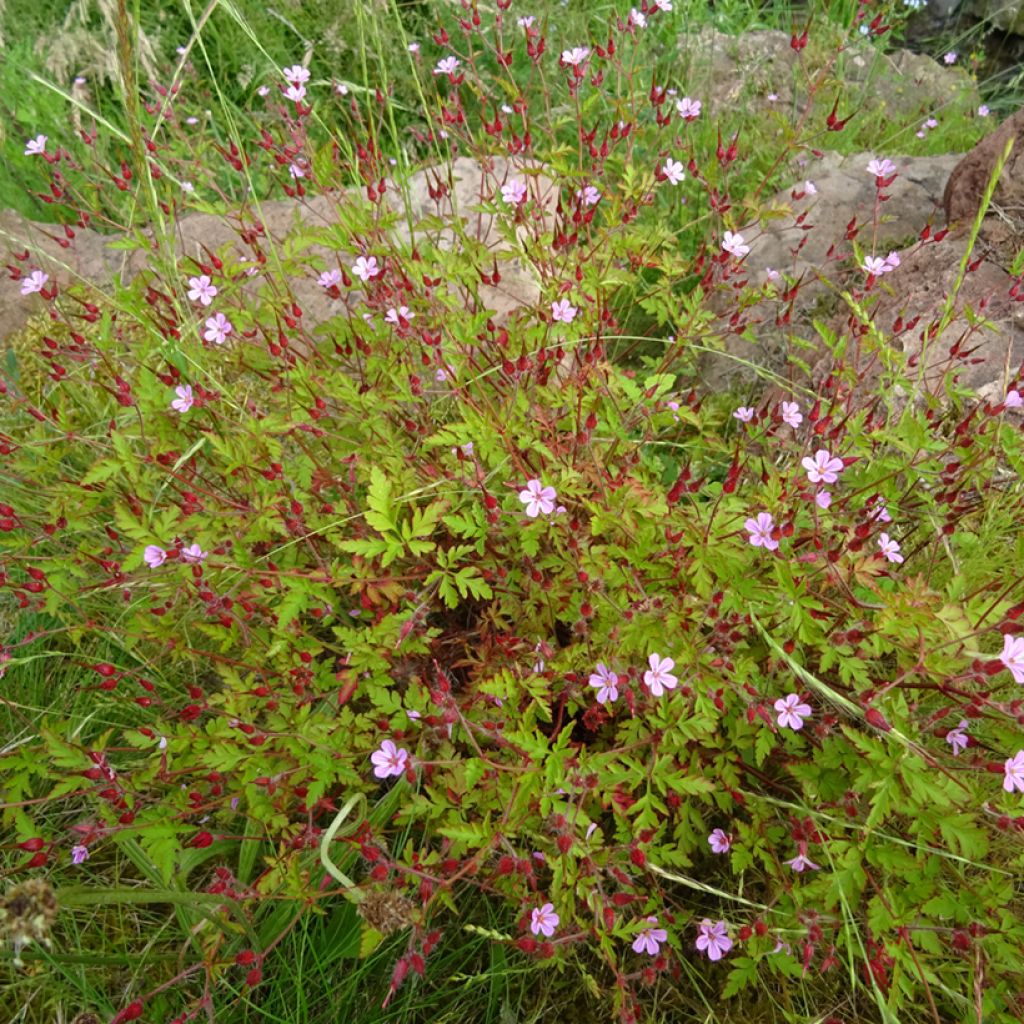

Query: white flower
[24,135,47,156]
[661,159,685,185]
[434,56,461,76]
[282,64,311,85]
[352,256,380,282]
[722,231,750,259]
[501,178,528,205]
[561,47,591,66]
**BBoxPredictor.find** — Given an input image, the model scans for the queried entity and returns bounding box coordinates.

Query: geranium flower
[643,653,677,696]
[1004,751,1024,792]
[733,406,754,422]
[653,0,672,9]
[979,104,990,117]
[862,255,887,276]
[288,160,307,178]
[745,512,779,551]
[577,185,601,206]
[722,231,750,258]
[24,135,47,156]
[814,491,832,509]
[187,275,217,306]
[1001,634,1024,684]
[560,47,591,67]
[589,663,619,704]
[780,401,803,428]
[71,845,89,865]
[501,178,528,205]
[318,269,342,290]
[708,828,731,854]
[171,384,194,413]
[180,544,208,564]
[774,693,811,730]
[866,157,896,178]
[518,16,535,28]
[144,545,167,568]
[1005,389,1022,408]
[283,84,306,104]
[869,496,892,523]
[801,449,844,485]
[944,51,957,64]
[661,158,685,185]
[629,8,647,27]
[352,256,380,282]
[530,903,559,937]
[632,916,668,955]
[804,180,817,195]
[784,845,820,872]
[519,479,556,518]
[551,298,578,323]
[384,305,414,327]
[946,720,969,756]
[282,64,310,84]
[695,919,732,961]
[371,739,409,779]
[19,271,49,296]
[434,56,461,76]
[203,313,233,345]
[878,533,903,563]
[676,96,701,120]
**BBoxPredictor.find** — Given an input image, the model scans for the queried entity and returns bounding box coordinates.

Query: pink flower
[352,256,380,282]
[589,663,619,704]
[282,64,311,85]
[979,104,991,117]
[519,479,557,518]
[171,384,194,413]
[24,135,47,156]
[653,0,672,9]
[878,533,903,563]
[1004,751,1024,792]
[780,401,802,428]
[633,916,668,955]
[869,496,892,523]
[144,545,167,568]
[187,275,217,306]
[722,231,750,258]
[371,739,409,779]
[283,83,307,104]
[577,185,601,206]
[180,543,208,564]
[745,512,779,551]
[765,267,781,283]
[661,158,685,185]
[814,491,832,510]
[804,180,817,195]
[695,919,732,961]
[862,255,887,276]
[560,47,591,67]
[946,720,969,756]
[643,653,677,696]
[434,56,461,76]
[385,305,414,328]
[733,406,754,422]
[318,269,342,289]
[883,251,901,271]
[676,96,701,120]
[71,844,89,865]
[501,178,528,205]
[629,8,647,27]
[1004,389,1022,409]
[203,313,233,345]
[518,16,536,28]
[288,160,307,178]
[530,903,559,937]
[551,298,578,323]
[784,845,820,872]
[708,828,731,854]
[801,449,844,485]
[19,270,49,296]
[866,157,897,179]
[774,693,811,730]
[944,51,957,64]
[1001,634,1024,684]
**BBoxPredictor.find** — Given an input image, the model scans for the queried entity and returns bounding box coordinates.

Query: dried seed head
[357,888,415,935]
[0,878,58,967]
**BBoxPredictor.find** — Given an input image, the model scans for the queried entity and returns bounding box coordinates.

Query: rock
[677,28,978,124]
[702,150,958,390]
[0,157,555,356]
[969,0,1024,33]
[943,108,1024,267]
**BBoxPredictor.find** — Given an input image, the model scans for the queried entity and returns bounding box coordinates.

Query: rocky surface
[0,157,554,355]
